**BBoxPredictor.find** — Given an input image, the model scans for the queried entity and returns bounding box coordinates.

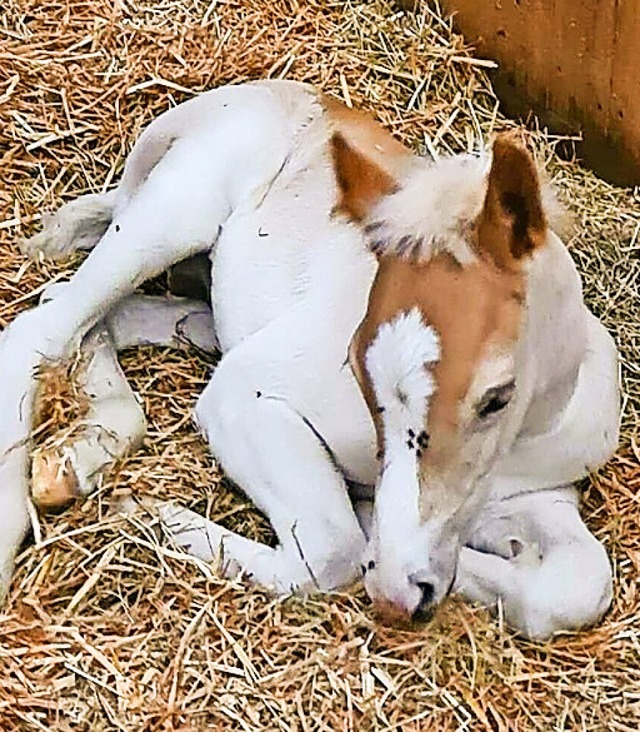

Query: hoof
[31,449,80,511]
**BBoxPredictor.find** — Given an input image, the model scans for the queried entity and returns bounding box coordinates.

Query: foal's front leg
[133,323,368,596]
[454,487,613,639]
[126,385,367,595]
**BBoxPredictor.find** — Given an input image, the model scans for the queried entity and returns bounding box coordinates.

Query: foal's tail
[21,189,116,261]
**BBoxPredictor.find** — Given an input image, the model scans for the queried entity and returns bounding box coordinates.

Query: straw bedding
[0,1,638,729]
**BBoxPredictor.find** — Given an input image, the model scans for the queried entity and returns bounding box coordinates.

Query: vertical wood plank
[439,0,640,184]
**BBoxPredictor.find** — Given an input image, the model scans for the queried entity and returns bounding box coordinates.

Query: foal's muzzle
[411,579,436,621]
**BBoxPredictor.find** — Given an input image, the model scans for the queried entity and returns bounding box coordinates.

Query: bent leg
[31,324,146,509]
[0,84,295,598]
[197,354,365,593]
[139,320,367,595]
[454,486,613,639]
[31,293,217,509]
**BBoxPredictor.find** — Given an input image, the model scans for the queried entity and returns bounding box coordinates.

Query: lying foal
[2,80,619,638]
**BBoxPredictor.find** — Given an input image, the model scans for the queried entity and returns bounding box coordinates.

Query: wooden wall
[440,0,640,185]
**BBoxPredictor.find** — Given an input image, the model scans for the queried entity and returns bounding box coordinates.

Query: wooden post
[440,0,640,185]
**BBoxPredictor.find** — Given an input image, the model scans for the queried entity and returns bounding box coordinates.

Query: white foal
[2,80,619,638]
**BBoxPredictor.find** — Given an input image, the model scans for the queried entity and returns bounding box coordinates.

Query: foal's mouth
[371,570,457,628]
[372,600,421,628]
[373,599,447,630]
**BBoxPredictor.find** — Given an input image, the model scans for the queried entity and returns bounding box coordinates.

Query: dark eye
[476,380,515,420]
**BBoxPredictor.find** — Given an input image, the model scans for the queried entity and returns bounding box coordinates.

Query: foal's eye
[478,395,509,419]
[476,380,516,420]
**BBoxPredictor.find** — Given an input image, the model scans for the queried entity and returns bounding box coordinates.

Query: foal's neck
[516,231,589,438]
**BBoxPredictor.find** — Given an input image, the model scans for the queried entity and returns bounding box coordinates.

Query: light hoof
[20,214,70,262]
[31,449,81,511]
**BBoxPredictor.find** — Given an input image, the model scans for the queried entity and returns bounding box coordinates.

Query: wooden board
[440,0,640,185]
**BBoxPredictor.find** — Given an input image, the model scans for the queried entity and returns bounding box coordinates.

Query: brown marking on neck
[323,96,414,222]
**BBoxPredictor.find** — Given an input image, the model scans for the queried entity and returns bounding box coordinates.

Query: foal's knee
[554,537,613,629]
[515,536,612,640]
[194,358,256,444]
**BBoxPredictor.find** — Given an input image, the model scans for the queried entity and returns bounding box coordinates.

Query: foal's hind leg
[454,486,613,639]
[0,82,292,597]
[31,294,216,509]
[32,324,145,509]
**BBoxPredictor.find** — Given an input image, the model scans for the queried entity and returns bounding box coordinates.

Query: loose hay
[0,0,638,729]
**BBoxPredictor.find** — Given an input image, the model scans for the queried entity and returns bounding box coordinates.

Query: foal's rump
[21,81,320,264]
[21,80,343,509]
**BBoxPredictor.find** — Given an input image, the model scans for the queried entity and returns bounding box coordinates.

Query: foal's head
[333,131,549,620]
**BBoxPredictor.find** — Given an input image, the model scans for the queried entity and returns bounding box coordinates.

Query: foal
[2,80,619,638]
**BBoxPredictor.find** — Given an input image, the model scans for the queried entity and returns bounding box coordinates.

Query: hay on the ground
[0,1,638,730]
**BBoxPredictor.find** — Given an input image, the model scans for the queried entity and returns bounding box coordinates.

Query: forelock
[366,153,489,263]
[365,146,566,262]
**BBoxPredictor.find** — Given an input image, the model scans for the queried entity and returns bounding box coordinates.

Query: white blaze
[363,309,441,609]
[365,308,439,449]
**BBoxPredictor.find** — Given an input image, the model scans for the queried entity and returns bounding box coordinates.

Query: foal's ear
[330,132,399,222]
[476,135,546,268]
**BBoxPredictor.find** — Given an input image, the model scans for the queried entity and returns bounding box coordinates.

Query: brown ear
[476,136,546,268]
[330,132,398,222]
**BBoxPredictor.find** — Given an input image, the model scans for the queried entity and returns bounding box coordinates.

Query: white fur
[363,309,440,613]
[20,191,117,260]
[365,308,439,441]
[367,153,487,262]
[455,486,613,640]
[0,81,619,638]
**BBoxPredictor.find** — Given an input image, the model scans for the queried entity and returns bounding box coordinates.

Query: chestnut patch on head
[477,135,546,268]
[352,253,525,469]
